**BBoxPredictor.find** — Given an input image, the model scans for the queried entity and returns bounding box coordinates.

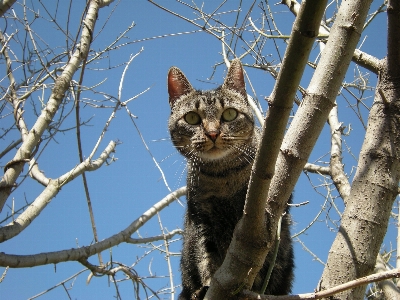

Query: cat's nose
[206,130,220,142]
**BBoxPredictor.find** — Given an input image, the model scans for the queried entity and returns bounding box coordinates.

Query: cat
[167,59,294,300]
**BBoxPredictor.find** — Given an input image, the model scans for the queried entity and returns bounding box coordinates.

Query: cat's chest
[187,162,251,199]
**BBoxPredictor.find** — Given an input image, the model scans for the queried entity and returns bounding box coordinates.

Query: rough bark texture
[319,65,400,297]
[204,1,327,299]
[266,0,372,228]
[318,2,400,297]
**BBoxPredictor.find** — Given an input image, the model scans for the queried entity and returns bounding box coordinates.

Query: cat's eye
[221,108,238,122]
[184,111,201,125]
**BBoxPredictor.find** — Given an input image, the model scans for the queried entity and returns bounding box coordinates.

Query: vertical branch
[74,36,104,266]
[156,213,175,300]
[0,30,29,138]
[319,0,400,297]
[328,105,351,204]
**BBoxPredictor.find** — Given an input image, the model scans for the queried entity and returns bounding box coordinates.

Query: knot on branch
[300,30,316,38]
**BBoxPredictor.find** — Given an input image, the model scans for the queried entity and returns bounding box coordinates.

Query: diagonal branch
[282,0,382,74]
[0,186,186,267]
[205,1,327,298]
[0,141,117,243]
[0,0,114,212]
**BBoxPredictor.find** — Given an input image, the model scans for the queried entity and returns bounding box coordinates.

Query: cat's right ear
[168,67,194,107]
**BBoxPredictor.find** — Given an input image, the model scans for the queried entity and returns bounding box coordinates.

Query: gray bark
[318,1,400,297]
[204,1,328,298]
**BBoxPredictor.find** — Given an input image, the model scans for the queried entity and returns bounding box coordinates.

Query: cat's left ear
[223,59,246,98]
[168,67,194,107]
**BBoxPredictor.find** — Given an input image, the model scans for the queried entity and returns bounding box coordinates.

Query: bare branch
[126,229,183,244]
[303,163,330,175]
[0,139,22,159]
[0,186,186,267]
[352,49,382,74]
[282,0,382,74]
[0,0,106,211]
[328,105,351,203]
[374,254,400,299]
[319,1,400,297]
[28,269,88,300]
[0,141,117,242]
[240,268,400,299]
[205,1,328,298]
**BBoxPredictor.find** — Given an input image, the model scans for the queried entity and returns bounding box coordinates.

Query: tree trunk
[318,2,400,296]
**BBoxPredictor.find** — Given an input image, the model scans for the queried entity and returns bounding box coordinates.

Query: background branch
[0,186,185,267]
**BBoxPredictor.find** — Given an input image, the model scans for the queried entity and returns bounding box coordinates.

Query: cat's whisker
[167,59,293,298]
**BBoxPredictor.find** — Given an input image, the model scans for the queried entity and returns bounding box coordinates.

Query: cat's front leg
[193,236,223,299]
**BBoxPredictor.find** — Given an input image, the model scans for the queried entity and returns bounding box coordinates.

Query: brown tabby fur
[167,59,294,300]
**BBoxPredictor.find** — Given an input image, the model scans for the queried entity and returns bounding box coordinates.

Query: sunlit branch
[0,0,105,211]
[126,229,183,244]
[282,0,381,74]
[28,268,88,300]
[295,238,325,266]
[0,139,22,159]
[0,141,117,242]
[205,1,328,297]
[328,105,351,204]
[0,186,186,267]
[303,163,330,175]
[291,194,329,239]
[240,268,400,299]
[374,253,400,298]
[156,213,175,300]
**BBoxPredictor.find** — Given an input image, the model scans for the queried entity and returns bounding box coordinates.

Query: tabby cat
[167,59,293,300]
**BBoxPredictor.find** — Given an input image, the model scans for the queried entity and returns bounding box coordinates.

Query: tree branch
[282,0,382,74]
[319,1,400,297]
[126,228,183,244]
[328,105,351,204]
[0,186,185,267]
[205,1,328,298]
[0,141,117,242]
[240,268,400,299]
[0,0,112,212]
[375,254,400,299]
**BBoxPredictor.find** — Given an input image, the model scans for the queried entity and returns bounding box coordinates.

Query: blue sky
[0,1,392,299]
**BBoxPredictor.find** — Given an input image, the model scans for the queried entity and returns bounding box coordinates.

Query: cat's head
[167,59,255,163]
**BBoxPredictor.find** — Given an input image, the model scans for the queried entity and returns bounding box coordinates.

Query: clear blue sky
[0,1,391,299]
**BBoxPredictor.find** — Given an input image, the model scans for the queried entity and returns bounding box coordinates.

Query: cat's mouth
[200,144,231,160]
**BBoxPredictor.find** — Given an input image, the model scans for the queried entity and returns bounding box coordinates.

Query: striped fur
[168,59,293,299]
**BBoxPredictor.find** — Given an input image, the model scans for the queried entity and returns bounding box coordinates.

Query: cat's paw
[191,286,209,300]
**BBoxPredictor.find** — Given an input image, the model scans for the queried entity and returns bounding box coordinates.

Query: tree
[0,0,398,299]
